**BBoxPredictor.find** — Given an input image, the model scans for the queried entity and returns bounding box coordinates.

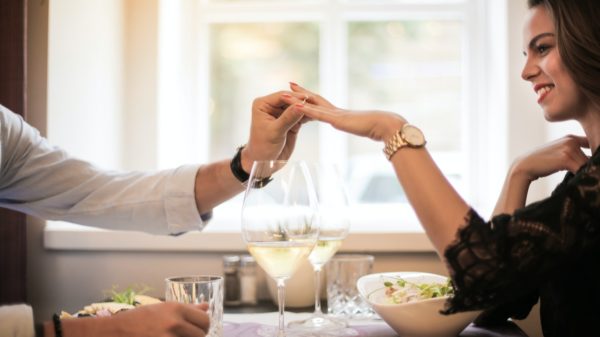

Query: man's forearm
[43,316,117,337]
[193,158,247,215]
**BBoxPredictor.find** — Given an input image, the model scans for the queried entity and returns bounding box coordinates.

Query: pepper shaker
[240,255,257,305]
[223,255,241,306]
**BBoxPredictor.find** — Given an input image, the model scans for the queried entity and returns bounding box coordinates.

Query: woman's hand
[57,302,211,337]
[283,83,407,142]
[289,82,337,110]
[511,135,589,182]
[493,135,589,215]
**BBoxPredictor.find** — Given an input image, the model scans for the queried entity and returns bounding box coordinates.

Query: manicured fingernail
[290,81,298,87]
[295,103,304,108]
[281,93,292,98]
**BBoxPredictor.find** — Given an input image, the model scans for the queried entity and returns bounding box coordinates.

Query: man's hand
[55,302,210,337]
[241,90,307,172]
[111,302,210,337]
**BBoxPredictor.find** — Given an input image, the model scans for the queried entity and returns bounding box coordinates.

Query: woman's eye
[536,44,551,54]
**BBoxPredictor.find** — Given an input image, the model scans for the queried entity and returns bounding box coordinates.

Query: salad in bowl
[357,272,480,337]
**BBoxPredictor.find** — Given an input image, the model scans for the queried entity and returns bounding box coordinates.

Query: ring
[301,95,309,104]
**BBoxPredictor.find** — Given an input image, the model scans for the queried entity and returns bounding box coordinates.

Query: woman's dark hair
[527,0,600,106]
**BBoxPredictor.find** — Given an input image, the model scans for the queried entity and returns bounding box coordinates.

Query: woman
[283,0,600,336]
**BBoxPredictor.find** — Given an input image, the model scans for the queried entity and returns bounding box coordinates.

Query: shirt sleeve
[0,105,205,235]
[443,156,600,315]
[0,304,35,337]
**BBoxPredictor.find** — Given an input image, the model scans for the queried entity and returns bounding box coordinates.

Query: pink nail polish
[282,93,292,98]
[290,82,298,87]
[295,103,304,108]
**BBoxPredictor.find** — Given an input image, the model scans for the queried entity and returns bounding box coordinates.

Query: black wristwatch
[230,145,250,183]
[230,145,273,188]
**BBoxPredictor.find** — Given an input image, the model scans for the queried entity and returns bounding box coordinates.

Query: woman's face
[521,5,587,122]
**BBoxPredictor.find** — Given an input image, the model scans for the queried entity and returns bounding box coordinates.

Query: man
[0,90,308,337]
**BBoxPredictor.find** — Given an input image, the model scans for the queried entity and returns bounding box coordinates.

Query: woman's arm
[285,85,590,254]
[282,92,468,256]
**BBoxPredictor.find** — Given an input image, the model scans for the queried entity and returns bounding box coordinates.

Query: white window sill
[43,222,433,252]
[43,203,436,253]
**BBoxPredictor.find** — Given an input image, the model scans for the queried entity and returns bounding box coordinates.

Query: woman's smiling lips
[534,83,555,104]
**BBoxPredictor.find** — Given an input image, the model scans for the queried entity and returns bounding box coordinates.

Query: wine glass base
[257,325,323,337]
[287,314,349,331]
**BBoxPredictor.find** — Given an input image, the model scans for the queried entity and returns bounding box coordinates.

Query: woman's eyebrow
[523,32,555,56]
[528,32,555,50]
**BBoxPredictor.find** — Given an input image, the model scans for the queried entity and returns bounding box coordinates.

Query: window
[156,0,491,232]
[46,0,504,247]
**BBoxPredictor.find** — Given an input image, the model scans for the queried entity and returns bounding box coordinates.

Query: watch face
[402,124,426,146]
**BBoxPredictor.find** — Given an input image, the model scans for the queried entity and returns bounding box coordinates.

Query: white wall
[122,0,160,170]
[24,0,568,336]
[46,0,124,169]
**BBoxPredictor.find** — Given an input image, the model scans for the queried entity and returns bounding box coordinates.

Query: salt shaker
[239,255,257,305]
[223,255,241,306]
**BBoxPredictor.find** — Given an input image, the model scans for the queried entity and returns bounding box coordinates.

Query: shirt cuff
[0,304,35,337]
[164,164,206,234]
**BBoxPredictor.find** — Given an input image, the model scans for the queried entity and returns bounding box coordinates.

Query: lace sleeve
[443,159,600,315]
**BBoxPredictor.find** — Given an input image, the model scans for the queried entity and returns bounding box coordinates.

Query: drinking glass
[326,254,375,319]
[242,160,319,337]
[288,163,351,332]
[164,276,224,337]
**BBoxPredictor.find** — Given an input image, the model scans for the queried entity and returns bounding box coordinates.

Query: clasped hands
[245,82,408,163]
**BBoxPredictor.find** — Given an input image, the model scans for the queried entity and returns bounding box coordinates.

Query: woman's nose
[521,55,539,81]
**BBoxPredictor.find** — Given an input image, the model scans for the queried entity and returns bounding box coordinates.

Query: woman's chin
[543,109,571,123]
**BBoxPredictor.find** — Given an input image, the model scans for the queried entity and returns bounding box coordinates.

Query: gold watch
[383,123,426,160]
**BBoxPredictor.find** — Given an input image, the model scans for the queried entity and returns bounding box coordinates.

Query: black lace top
[444,148,600,337]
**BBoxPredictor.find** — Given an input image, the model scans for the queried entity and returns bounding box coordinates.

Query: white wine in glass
[242,160,319,337]
[288,163,351,333]
[308,237,343,267]
[247,241,315,280]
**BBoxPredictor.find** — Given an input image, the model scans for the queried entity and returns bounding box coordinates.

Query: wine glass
[242,160,320,337]
[288,163,351,332]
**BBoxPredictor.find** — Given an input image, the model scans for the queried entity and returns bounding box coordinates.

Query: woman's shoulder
[549,149,600,196]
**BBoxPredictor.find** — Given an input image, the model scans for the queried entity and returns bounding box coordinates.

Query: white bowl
[357,272,480,337]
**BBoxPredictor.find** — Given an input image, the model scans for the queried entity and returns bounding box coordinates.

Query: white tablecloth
[223,312,397,337]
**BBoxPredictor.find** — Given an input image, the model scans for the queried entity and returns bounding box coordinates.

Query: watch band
[230,145,273,187]
[383,124,426,161]
[383,130,408,160]
[230,145,250,183]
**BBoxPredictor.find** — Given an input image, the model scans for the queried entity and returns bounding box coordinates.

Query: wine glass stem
[277,279,286,337]
[313,266,323,315]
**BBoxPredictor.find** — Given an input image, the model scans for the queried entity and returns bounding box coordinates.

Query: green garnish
[105,284,150,305]
[369,276,454,304]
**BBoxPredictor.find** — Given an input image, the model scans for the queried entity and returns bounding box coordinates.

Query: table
[223,302,529,337]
